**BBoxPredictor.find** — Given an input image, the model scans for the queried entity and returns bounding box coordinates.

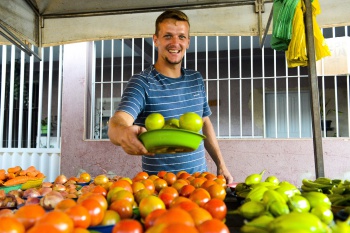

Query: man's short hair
[155,9,190,35]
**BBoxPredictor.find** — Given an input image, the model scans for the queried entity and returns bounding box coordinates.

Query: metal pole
[304,0,324,178]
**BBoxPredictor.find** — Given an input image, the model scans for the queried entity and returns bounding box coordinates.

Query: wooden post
[304,0,325,178]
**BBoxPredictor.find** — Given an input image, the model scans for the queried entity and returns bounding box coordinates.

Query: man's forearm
[107,111,133,146]
[202,117,226,167]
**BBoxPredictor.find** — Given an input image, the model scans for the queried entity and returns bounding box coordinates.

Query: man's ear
[153,35,158,47]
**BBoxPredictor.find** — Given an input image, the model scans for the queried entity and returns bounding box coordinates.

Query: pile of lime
[145,112,203,133]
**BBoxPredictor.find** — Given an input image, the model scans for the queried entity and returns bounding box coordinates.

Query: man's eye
[180,36,186,39]
[164,35,171,39]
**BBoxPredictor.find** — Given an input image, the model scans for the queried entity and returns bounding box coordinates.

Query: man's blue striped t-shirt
[117,65,212,175]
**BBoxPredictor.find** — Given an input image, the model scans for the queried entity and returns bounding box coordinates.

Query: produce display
[233,170,350,233]
[0,167,230,233]
[2,166,350,233]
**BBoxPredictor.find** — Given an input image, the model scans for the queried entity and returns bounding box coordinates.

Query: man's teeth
[169,50,179,53]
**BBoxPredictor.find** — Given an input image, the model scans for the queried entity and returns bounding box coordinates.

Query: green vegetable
[302,192,332,209]
[301,184,322,192]
[262,189,286,206]
[265,176,280,185]
[330,220,350,233]
[268,212,328,233]
[245,214,275,229]
[236,188,252,199]
[327,194,344,204]
[246,186,269,202]
[252,182,279,190]
[302,179,333,189]
[332,196,350,206]
[310,205,334,225]
[275,182,300,201]
[268,200,290,217]
[287,195,311,213]
[239,201,266,220]
[314,177,332,185]
[240,225,270,233]
[245,170,266,186]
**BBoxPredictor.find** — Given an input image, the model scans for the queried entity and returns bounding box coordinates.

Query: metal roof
[1,0,349,49]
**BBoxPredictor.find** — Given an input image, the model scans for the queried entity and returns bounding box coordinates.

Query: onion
[52,184,66,192]
[65,179,76,185]
[25,197,40,205]
[39,191,64,210]
[23,188,41,199]
[59,191,68,198]
[65,183,76,190]
[8,190,23,198]
[39,187,52,196]
[65,193,77,199]
[42,182,53,188]
[54,175,68,184]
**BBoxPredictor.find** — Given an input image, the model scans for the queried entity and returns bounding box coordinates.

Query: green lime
[179,112,203,132]
[145,113,165,130]
[163,118,180,129]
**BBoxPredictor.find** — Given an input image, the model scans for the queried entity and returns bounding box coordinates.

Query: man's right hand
[118,125,153,156]
[108,111,154,156]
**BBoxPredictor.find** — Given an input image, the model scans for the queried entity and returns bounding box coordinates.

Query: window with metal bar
[87,25,349,140]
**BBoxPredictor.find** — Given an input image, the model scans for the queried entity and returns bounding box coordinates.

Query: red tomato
[80,198,104,226]
[0,216,25,233]
[109,199,133,219]
[189,188,211,207]
[112,219,143,233]
[203,198,227,221]
[197,219,230,233]
[65,204,92,229]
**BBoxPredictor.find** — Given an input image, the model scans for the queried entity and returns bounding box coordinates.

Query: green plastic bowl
[0,184,22,194]
[138,128,206,154]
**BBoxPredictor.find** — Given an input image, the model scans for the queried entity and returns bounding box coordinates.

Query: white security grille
[88,25,349,139]
[0,44,63,181]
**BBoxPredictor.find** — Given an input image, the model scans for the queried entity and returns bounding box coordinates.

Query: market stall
[1,0,350,232]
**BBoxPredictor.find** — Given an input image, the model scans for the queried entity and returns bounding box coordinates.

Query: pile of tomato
[0,170,230,233]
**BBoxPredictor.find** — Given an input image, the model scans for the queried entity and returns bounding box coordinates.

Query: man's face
[153,19,190,65]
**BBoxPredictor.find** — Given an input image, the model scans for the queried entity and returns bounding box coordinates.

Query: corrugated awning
[0,0,349,48]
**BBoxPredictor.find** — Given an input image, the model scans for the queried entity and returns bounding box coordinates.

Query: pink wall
[61,42,350,187]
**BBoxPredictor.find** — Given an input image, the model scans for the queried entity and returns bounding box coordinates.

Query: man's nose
[170,37,180,44]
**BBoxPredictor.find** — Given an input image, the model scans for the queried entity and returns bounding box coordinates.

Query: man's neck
[154,62,182,78]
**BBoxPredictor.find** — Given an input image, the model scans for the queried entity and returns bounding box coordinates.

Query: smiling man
[108,10,233,184]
